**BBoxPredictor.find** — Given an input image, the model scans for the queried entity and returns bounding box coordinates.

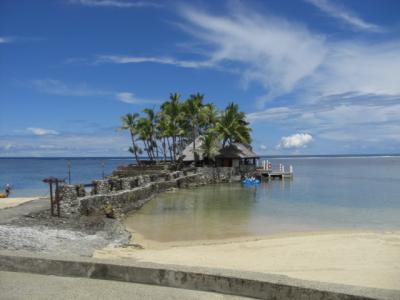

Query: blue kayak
[241,178,260,185]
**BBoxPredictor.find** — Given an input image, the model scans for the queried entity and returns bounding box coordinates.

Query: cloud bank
[278,133,313,149]
[69,0,161,8]
[116,92,160,104]
[27,127,59,136]
[177,5,400,106]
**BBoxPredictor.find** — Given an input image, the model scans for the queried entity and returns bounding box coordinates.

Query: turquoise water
[0,157,134,197]
[124,156,400,242]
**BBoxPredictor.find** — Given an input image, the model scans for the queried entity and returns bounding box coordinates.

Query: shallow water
[125,156,400,242]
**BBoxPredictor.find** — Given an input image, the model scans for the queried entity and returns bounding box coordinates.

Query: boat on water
[241,177,260,185]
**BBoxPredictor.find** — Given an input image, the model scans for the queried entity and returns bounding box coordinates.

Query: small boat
[241,177,260,185]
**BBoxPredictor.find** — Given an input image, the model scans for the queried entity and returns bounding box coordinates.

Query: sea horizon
[1,153,400,159]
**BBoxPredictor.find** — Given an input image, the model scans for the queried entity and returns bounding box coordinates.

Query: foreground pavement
[0,271,249,300]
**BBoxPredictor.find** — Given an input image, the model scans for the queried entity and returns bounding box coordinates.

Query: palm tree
[203,103,219,131]
[156,112,169,161]
[120,113,142,165]
[161,93,182,161]
[136,117,154,160]
[199,130,220,165]
[182,93,206,165]
[216,102,252,148]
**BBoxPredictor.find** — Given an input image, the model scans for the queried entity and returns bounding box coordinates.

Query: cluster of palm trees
[120,93,251,165]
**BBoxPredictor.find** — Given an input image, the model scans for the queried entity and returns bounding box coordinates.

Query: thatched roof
[181,137,207,162]
[216,143,259,159]
[181,138,258,161]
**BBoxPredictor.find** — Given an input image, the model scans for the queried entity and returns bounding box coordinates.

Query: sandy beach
[94,231,400,291]
[0,197,42,210]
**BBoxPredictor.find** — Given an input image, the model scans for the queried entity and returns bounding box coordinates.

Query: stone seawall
[59,167,239,218]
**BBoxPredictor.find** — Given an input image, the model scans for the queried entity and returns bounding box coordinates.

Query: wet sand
[0,197,42,210]
[94,231,400,291]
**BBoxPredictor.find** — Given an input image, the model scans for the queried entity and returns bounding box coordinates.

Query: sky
[1,0,400,157]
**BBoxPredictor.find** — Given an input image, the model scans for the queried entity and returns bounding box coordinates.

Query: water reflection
[124,157,400,243]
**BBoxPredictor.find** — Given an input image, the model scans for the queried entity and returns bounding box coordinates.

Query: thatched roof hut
[181,137,208,162]
[216,143,258,159]
[181,138,258,167]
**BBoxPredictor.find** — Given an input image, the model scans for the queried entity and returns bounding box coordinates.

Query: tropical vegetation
[120,93,252,165]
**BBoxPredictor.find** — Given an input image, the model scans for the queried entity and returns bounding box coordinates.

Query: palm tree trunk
[192,126,198,165]
[167,137,173,161]
[162,137,167,162]
[172,135,177,162]
[130,131,141,166]
[144,140,152,160]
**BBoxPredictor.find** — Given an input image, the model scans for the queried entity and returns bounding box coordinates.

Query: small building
[181,139,259,172]
[215,143,259,168]
[181,137,208,164]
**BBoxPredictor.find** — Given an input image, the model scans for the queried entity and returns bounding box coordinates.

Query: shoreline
[0,197,43,210]
[94,230,400,291]
[120,227,399,250]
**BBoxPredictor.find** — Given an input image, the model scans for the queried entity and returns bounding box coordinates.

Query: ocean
[0,157,134,197]
[1,156,400,240]
[124,155,400,241]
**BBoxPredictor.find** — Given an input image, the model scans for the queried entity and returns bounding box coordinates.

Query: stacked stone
[92,180,111,195]
[58,185,79,216]
[76,184,86,197]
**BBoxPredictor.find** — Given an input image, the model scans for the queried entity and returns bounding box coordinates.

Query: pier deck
[255,169,293,180]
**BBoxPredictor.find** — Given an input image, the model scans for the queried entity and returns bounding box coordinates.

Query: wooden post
[67,160,71,184]
[49,183,54,216]
[55,181,60,217]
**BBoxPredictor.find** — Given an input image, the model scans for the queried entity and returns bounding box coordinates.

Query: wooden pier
[254,160,294,181]
[255,169,293,180]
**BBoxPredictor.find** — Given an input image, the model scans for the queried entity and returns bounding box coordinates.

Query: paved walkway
[0,271,250,300]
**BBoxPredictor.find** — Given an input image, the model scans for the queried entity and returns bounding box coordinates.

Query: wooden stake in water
[67,160,71,184]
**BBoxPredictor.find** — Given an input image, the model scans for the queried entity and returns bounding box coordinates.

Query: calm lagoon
[125,156,400,242]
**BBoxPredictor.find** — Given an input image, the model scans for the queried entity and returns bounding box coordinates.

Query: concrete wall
[0,251,395,300]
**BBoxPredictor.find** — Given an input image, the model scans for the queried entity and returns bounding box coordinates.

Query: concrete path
[0,271,249,300]
[0,198,48,224]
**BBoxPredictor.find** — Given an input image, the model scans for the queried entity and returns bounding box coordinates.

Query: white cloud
[91,6,399,110]
[69,0,161,8]
[248,93,400,144]
[278,133,313,149]
[305,0,382,32]
[31,79,157,106]
[96,55,212,69]
[179,6,327,105]
[3,144,13,150]
[0,129,131,157]
[176,5,400,108]
[259,144,267,150]
[32,79,107,96]
[27,128,59,136]
[0,37,12,44]
[116,92,160,104]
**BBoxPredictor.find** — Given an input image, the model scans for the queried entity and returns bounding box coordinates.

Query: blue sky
[1,0,400,157]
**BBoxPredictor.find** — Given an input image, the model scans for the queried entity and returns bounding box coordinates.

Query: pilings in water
[256,160,294,181]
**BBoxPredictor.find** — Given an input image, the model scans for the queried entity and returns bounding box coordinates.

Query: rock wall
[59,167,237,218]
